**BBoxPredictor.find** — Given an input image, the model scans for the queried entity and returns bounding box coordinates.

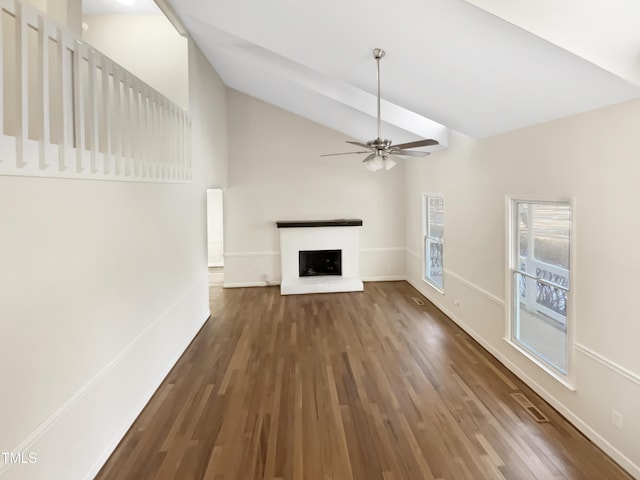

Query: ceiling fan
[322,48,439,171]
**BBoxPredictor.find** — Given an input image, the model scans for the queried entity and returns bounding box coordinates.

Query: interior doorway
[207,189,224,287]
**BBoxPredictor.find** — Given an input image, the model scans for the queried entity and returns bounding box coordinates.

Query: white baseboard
[0,277,210,480]
[406,277,640,480]
[223,281,281,288]
[223,277,406,289]
[361,275,406,282]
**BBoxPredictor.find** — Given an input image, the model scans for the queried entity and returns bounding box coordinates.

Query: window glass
[512,201,571,375]
[424,195,444,290]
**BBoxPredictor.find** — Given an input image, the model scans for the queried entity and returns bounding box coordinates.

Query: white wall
[82,14,189,108]
[24,0,47,10]
[48,0,81,34]
[404,98,640,478]
[24,0,82,34]
[224,89,406,287]
[189,40,227,189]
[0,41,226,480]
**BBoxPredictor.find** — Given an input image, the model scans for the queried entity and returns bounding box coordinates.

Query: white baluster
[186,116,191,181]
[87,48,99,173]
[150,89,157,178]
[56,29,66,170]
[37,13,50,170]
[132,77,140,177]
[178,108,185,180]
[101,55,111,174]
[72,39,85,172]
[112,66,121,176]
[15,0,28,168]
[125,73,134,176]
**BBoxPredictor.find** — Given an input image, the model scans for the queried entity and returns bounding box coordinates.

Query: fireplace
[299,249,342,277]
[277,219,364,295]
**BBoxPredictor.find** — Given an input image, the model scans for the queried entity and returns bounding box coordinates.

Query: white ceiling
[167,0,640,141]
[464,0,640,86]
[82,0,161,15]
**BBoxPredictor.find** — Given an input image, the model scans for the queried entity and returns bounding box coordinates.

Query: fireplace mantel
[276,219,363,228]
[278,220,364,295]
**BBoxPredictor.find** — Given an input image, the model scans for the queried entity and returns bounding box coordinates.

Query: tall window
[423,194,444,290]
[509,200,571,378]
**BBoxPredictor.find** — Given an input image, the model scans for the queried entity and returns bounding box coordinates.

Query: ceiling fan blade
[361,153,376,163]
[346,141,372,149]
[392,139,439,150]
[321,151,370,157]
[391,149,431,157]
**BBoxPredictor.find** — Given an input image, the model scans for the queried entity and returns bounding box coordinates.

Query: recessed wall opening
[206,189,224,289]
[299,249,342,277]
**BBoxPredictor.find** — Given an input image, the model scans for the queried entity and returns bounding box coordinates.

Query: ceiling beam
[153,0,187,36]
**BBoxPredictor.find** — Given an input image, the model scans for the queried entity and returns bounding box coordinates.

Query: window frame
[504,195,576,389]
[422,193,445,293]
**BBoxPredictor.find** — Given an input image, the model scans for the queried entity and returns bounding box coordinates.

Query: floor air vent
[511,393,550,423]
[411,296,425,306]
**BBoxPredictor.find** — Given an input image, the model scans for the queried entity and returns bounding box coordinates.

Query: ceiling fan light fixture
[364,159,379,172]
[371,155,384,171]
[383,156,396,170]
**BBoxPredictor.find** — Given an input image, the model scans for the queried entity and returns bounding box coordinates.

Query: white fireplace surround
[278,222,364,295]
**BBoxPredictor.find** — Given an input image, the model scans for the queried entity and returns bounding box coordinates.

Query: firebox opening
[299,249,342,277]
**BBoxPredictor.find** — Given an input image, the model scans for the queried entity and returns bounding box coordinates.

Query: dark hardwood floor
[95,282,632,480]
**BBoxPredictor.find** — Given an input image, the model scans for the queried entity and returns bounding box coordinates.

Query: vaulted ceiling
[166,0,640,146]
[83,0,161,15]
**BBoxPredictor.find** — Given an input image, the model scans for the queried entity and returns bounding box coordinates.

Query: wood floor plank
[95,282,634,480]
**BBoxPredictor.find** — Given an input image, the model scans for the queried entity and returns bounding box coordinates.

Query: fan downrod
[319,47,438,170]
